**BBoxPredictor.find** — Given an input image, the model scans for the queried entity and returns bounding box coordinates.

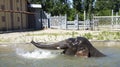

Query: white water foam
[16,48,58,59]
[0,45,8,47]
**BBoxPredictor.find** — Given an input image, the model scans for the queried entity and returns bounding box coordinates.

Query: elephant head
[75,37,106,57]
[75,47,89,58]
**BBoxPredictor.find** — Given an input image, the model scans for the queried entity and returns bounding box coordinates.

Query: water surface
[0,42,120,67]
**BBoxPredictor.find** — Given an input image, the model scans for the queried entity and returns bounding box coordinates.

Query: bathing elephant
[31,37,106,57]
[31,38,78,55]
[75,37,106,57]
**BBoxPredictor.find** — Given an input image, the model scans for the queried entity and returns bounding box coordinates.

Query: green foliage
[71,31,78,38]
[83,0,94,20]
[83,33,93,39]
[0,37,10,42]
[67,8,76,21]
[81,31,120,40]
[73,0,82,12]
[97,31,120,40]
[30,0,120,20]
[94,0,120,16]
[95,10,111,16]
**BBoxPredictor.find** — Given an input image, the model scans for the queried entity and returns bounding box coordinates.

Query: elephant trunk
[31,40,58,50]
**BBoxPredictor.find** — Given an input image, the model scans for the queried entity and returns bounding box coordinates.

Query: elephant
[75,37,106,57]
[31,38,78,55]
[75,47,89,58]
[31,37,106,57]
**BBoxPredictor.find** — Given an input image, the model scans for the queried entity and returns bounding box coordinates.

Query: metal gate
[49,15,67,29]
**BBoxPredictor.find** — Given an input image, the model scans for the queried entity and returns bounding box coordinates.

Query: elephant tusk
[56,47,61,49]
[72,43,76,46]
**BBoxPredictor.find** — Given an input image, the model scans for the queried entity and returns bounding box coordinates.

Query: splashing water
[16,48,59,59]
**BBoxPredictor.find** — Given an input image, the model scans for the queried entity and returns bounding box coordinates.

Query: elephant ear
[76,37,106,57]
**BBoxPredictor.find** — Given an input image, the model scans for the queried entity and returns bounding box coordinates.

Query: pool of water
[0,42,120,67]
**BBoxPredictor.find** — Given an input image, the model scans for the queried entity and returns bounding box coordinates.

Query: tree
[113,0,120,13]
[73,0,82,12]
[94,0,120,16]
[72,0,84,20]
[94,0,113,16]
[83,0,94,20]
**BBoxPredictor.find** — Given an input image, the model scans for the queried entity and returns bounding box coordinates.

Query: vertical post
[60,15,63,29]
[111,10,113,30]
[40,9,43,30]
[48,13,51,28]
[74,14,79,30]
[76,14,79,30]
[65,14,67,30]
[116,12,118,29]
[93,14,95,30]
[84,11,86,30]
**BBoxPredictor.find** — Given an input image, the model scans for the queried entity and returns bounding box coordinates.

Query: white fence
[49,15,67,29]
[93,16,120,30]
[47,15,91,30]
[42,14,120,30]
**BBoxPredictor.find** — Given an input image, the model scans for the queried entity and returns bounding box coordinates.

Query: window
[2,16,6,22]
[17,17,20,22]
[1,5,5,10]
[17,7,19,11]
[17,0,19,3]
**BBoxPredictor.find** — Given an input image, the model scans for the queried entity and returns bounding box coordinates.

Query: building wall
[0,0,27,31]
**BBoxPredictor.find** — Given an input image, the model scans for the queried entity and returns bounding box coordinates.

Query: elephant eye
[79,47,85,50]
[72,43,76,46]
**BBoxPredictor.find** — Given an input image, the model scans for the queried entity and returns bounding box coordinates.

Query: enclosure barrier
[93,16,120,30]
[44,15,120,31]
[46,14,91,30]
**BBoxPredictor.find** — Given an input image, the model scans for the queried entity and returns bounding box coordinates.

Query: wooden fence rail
[0,9,35,14]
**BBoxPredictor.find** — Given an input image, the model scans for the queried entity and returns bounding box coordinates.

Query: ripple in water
[15,48,58,59]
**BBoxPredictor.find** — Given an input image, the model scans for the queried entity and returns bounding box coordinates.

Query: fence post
[84,11,86,30]
[74,14,79,30]
[65,14,67,30]
[93,15,95,30]
[111,10,113,30]
[116,12,118,29]
[48,13,51,28]
[49,14,51,29]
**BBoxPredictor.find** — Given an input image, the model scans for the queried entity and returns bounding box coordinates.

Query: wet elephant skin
[31,37,106,57]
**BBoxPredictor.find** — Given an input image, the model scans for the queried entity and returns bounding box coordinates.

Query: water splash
[0,44,8,47]
[16,48,58,59]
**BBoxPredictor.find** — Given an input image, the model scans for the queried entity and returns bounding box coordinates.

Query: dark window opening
[17,7,19,11]
[17,0,19,3]
[17,17,20,22]
[1,5,5,10]
[2,16,6,22]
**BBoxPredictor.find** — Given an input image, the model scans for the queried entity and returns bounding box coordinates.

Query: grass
[0,38,10,42]
[26,31,79,38]
[26,31,120,41]
[83,33,93,39]
[83,31,120,40]
[0,31,119,43]
[96,31,120,40]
